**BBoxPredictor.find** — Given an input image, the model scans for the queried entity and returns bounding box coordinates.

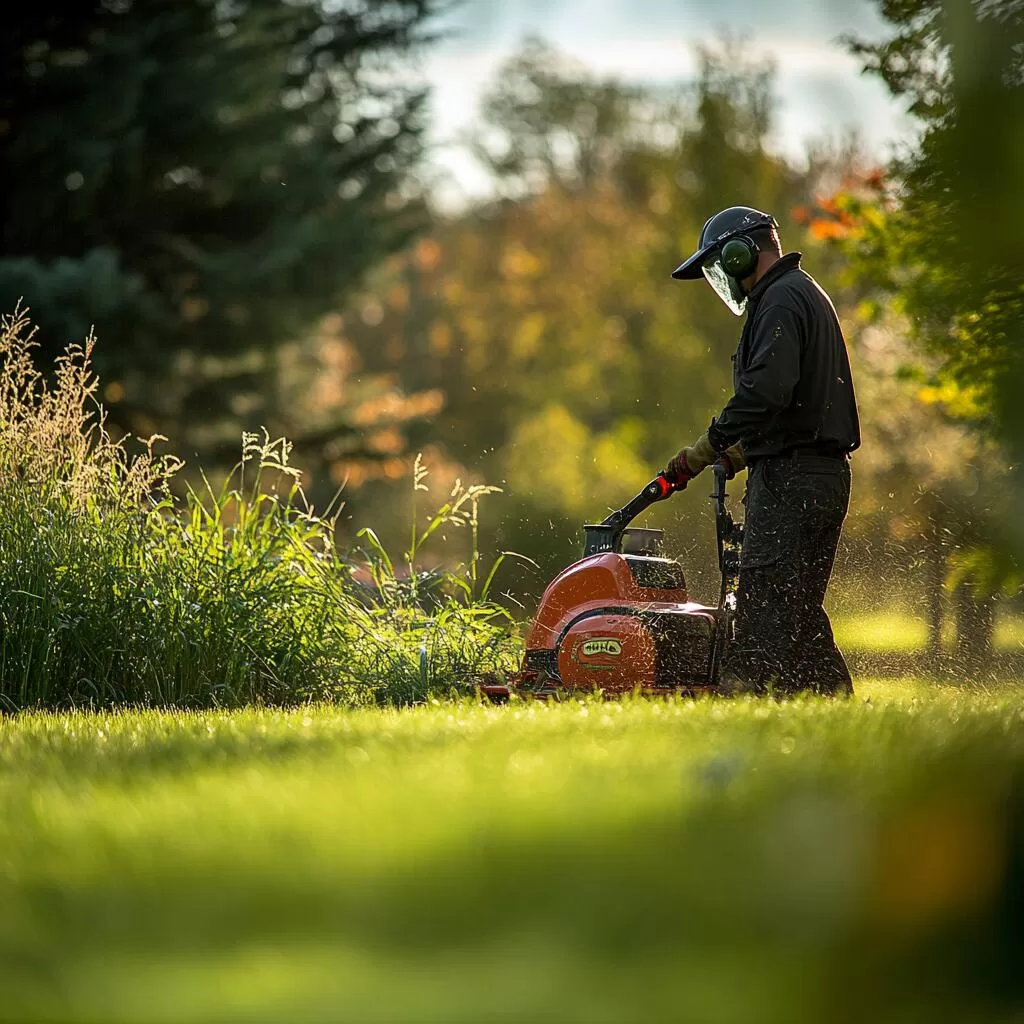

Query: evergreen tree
[1,0,440,446]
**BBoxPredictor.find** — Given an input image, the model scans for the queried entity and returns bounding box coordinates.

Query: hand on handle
[653,469,688,497]
[717,444,746,480]
[666,431,716,486]
[663,454,695,490]
[667,436,746,484]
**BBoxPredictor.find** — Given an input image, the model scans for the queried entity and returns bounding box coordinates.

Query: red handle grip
[653,471,686,497]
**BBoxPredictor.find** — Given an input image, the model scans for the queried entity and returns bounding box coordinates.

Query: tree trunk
[954,584,996,679]
[924,502,946,673]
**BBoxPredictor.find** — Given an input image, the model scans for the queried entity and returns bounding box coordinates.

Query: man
[666,206,860,697]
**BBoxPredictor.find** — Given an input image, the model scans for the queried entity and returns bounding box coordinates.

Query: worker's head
[671,207,780,315]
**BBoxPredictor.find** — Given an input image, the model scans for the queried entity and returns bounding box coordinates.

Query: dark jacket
[706,253,860,460]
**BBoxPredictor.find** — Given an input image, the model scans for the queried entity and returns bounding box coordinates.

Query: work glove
[666,431,718,484]
[719,443,746,479]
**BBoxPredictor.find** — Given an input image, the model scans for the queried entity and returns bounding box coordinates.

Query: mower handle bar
[600,463,731,533]
[600,465,740,688]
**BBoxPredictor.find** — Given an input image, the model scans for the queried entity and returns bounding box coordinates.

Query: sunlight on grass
[995,615,1024,650]
[834,612,1024,652]
[2,683,1023,1023]
[833,612,928,652]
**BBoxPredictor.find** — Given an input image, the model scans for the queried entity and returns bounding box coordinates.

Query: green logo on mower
[581,638,622,657]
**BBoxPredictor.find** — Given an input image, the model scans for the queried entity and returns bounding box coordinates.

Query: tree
[0,0,440,451]
[841,0,1024,648]
[330,39,827,594]
[471,36,650,196]
[846,0,1024,499]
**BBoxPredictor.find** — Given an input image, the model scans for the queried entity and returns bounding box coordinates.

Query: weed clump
[0,310,518,709]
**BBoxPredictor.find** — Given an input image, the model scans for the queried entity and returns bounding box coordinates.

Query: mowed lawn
[3,682,1024,1024]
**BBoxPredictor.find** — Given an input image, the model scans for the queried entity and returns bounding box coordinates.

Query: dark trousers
[723,453,853,697]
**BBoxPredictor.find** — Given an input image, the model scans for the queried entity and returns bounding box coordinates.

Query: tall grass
[0,310,519,710]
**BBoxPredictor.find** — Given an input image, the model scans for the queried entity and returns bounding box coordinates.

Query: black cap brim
[671,243,717,280]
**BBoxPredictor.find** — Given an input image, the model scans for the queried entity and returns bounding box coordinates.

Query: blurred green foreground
[3,681,1023,1024]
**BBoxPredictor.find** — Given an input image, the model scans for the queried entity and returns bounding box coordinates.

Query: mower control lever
[712,462,728,509]
[712,463,743,574]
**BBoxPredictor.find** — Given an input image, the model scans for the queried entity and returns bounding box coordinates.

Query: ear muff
[720,235,759,279]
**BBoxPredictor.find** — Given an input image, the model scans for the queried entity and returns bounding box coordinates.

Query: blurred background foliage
[0,0,442,458]
[2,0,1022,670]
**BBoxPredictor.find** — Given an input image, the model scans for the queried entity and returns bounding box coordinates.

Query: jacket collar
[747,251,802,306]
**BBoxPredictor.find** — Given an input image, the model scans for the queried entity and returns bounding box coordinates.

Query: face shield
[702,255,748,316]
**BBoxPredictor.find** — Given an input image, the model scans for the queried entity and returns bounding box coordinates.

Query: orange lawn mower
[480,463,743,702]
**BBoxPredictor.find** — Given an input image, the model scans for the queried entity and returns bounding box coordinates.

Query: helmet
[671,206,778,315]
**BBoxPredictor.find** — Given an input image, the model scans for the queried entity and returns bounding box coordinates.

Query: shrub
[0,310,519,709]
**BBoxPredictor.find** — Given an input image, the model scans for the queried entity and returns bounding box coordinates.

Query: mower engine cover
[555,604,715,693]
[515,549,718,696]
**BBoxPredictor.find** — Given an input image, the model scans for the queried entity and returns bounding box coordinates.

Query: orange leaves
[501,243,543,279]
[793,196,858,241]
[809,217,852,241]
[324,387,448,490]
[365,425,404,455]
[791,168,891,244]
[414,237,442,273]
[863,167,887,192]
[816,194,843,216]
[330,456,407,487]
[350,388,445,428]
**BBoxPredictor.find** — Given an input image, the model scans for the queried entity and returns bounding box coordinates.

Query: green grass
[0,311,517,710]
[3,680,1024,1023]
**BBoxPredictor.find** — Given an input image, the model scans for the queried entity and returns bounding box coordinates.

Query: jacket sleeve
[707,303,803,451]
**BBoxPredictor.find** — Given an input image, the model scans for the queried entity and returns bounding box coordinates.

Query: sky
[420,0,917,206]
